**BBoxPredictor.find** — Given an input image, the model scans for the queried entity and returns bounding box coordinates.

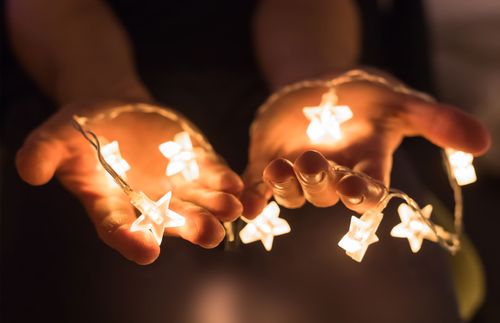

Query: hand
[16,101,243,264]
[241,76,491,218]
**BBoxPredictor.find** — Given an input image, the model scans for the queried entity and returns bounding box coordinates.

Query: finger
[293,150,339,207]
[263,158,305,209]
[84,194,161,265]
[336,156,389,213]
[86,189,225,261]
[16,132,68,185]
[167,198,226,248]
[197,155,243,194]
[404,100,491,155]
[173,185,243,222]
[241,160,273,219]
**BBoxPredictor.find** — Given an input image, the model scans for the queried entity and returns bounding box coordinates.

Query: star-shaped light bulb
[239,201,290,251]
[390,203,440,253]
[130,191,186,245]
[338,210,383,262]
[445,148,477,186]
[100,140,130,186]
[303,89,353,143]
[159,132,199,181]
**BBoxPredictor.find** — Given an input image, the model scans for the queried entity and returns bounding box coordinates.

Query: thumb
[404,100,491,155]
[83,193,160,265]
[241,160,273,219]
[16,131,68,185]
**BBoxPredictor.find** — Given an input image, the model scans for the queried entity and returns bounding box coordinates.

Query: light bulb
[303,89,353,143]
[390,203,439,253]
[239,201,291,251]
[130,191,186,245]
[445,148,477,186]
[100,140,130,186]
[338,209,383,262]
[159,132,199,181]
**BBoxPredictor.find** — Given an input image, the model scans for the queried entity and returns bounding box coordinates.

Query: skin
[8,0,243,265]
[240,0,490,219]
[240,82,491,218]
[7,0,491,264]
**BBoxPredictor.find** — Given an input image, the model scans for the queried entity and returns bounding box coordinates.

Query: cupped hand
[241,78,490,218]
[16,101,243,264]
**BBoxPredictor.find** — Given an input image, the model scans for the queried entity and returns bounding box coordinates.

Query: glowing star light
[303,89,353,143]
[239,201,290,251]
[391,203,439,253]
[445,148,477,186]
[100,140,130,185]
[159,132,199,181]
[130,191,185,245]
[338,210,383,262]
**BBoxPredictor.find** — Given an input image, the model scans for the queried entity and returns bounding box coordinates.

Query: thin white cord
[254,69,464,255]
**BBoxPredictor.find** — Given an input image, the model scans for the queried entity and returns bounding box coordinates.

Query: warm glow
[100,140,130,186]
[239,201,291,251]
[303,90,353,143]
[338,210,383,262]
[445,148,477,186]
[391,203,439,253]
[130,191,185,245]
[159,132,200,181]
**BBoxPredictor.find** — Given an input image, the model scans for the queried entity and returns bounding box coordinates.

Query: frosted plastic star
[391,203,439,253]
[338,210,383,262]
[303,90,353,143]
[239,201,291,251]
[159,132,199,181]
[445,148,476,186]
[130,191,185,245]
[100,140,130,186]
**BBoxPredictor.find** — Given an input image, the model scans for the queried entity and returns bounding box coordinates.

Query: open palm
[16,102,243,264]
[241,80,490,218]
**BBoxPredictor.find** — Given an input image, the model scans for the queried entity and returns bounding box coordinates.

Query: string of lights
[72,69,477,262]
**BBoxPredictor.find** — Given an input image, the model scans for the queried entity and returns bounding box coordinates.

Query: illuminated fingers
[260,151,387,214]
[241,159,274,219]
[335,154,389,212]
[263,158,304,208]
[404,100,491,155]
[166,198,226,248]
[196,157,244,194]
[293,150,339,207]
[84,194,161,265]
[173,185,242,222]
[337,175,385,214]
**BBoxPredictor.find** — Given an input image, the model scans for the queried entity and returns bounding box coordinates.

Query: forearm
[253,0,361,89]
[7,0,151,105]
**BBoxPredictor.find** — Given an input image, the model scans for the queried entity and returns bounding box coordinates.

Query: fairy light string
[71,105,217,245]
[72,70,475,262]
[73,116,132,195]
[245,69,472,260]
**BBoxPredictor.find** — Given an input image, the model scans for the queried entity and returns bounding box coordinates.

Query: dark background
[2,0,499,322]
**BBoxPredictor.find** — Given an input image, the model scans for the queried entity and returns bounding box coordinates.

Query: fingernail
[269,177,295,191]
[297,171,326,185]
[347,195,364,205]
